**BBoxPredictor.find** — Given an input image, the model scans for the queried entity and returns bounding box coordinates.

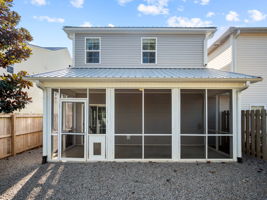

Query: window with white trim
[142,38,156,64]
[86,38,100,63]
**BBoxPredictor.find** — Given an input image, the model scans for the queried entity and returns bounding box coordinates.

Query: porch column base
[42,156,47,164]
[237,157,242,163]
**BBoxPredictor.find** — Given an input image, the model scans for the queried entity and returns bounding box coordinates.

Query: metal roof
[29,44,68,51]
[27,68,261,82]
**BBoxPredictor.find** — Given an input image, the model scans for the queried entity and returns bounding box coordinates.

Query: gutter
[26,76,262,83]
[35,80,45,90]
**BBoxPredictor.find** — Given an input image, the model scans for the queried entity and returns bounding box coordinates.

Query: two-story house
[208,27,267,110]
[28,27,261,163]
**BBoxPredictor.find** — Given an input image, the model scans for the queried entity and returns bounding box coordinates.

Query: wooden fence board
[0,114,43,159]
[256,110,261,159]
[262,111,267,160]
[242,109,267,161]
[245,110,250,155]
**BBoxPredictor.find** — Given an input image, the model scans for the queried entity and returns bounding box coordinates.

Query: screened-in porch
[27,67,262,162]
[48,88,234,161]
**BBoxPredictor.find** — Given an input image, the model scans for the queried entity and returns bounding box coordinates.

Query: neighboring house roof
[29,44,68,51]
[63,26,216,39]
[208,27,267,54]
[27,67,261,83]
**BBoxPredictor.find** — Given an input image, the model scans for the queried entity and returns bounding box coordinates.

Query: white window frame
[141,37,157,64]
[85,37,101,64]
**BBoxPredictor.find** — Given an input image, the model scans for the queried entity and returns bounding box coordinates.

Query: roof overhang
[63,26,217,40]
[208,27,267,54]
[27,76,262,83]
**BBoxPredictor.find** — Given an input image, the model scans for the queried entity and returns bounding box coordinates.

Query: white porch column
[236,90,242,159]
[106,88,115,161]
[42,88,50,163]
[172,88,180,160]
[232,89,237,161]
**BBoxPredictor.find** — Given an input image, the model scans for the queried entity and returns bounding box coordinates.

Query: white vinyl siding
[74,33,205,68]
[236,35,267,110]
[208,38,232,70]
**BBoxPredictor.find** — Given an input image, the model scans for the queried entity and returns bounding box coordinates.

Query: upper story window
[142,38,156,64]
[86,38,100,64]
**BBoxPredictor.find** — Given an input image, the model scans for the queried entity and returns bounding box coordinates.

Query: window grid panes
[86,38,100,64]
[142,38,156,64]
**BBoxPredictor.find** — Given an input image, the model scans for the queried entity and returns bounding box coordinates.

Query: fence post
[245,110,250,155]
[262,110,267,161]
[11,114,16,156]
[256,110,261,159]
[241,111,245,153]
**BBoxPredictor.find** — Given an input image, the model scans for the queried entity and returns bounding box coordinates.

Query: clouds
[81,21,92,27]
[206,12,215,18]
[194,0,210,6]
[31,0,46,6]
[117,0,134,6]
[138,0,169,15]
[225,11,239,22]
[224,9,266,23]
[108,24,115,27]
[248,9,266,22]
[33,16,65,23]
[167,16,212,27]
[70,0,85,8]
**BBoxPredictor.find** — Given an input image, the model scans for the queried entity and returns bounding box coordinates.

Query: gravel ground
[0,148,267,200]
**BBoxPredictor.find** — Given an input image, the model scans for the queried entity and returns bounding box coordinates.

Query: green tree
[0,0,33,113]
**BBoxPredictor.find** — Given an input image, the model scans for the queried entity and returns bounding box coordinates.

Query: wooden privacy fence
[0,114,43,159]
[242,109,267,161]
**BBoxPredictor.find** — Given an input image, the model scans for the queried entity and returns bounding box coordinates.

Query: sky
[13,0,267,53]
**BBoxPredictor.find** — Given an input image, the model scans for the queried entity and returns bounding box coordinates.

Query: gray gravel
[0,148,267,200]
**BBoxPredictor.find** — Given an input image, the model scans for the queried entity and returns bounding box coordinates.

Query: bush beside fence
[242,109,267,161]
[0,114,43,159]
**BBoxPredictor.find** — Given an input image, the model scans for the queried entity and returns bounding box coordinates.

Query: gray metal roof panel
[27,68,261,81]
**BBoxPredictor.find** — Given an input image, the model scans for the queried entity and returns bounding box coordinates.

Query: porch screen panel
[61,135,84,158]
[51,89,59,133]
[181,136,206,159]
[180,90,205,159]
[61,102,85,133]
[115,89,142,159]
[115,136,142,158]
[144,136,171,158]
[207,90,233,159]
[115,89,142,134]
[181,90,205,135]
[144,89,171,134]
[89,89,106,134]
[208,90,232,135]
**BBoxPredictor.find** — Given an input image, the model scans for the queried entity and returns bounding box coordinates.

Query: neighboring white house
[208,27,267,110]
[0,44,71,114]
[28,27,261,163]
